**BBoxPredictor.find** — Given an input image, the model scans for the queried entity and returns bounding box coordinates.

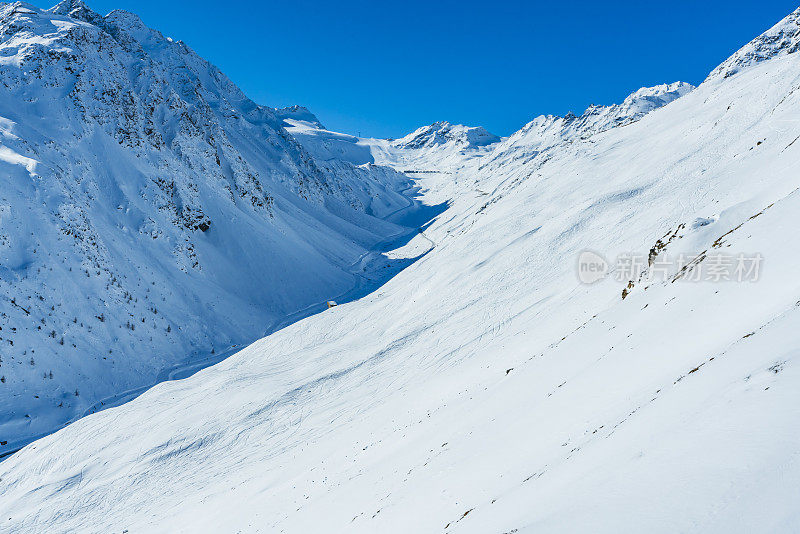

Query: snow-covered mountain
[0,0,418,455]
[482,81,694,171]
[274,104,327,130]
[4,4,800,534]
[393,121,500,151]
[361,83,692,179]
[359,121,501,175]
[707,6,800,80]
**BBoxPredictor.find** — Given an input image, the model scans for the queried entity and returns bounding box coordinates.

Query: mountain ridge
[707,6,800,80]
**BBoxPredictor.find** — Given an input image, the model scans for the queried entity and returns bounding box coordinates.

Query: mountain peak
[622,81,694,104]
[615,81,694,117]
[48,0,87,13]
[706,6,800,81]
[498,81,693,162]
[47,0,101,23]
[274,105,325,129]
[105,8,145,27]
[394,121,500,150]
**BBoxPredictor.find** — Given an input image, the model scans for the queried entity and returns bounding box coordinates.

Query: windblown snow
[2,3,800,534]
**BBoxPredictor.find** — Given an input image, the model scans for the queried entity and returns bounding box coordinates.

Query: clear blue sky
[35,0,800,137]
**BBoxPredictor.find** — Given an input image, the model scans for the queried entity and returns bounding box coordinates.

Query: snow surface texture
[0,0,419,456]
[4,5,800,534]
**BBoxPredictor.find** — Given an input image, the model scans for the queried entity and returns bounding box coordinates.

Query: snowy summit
[393,121,501,150]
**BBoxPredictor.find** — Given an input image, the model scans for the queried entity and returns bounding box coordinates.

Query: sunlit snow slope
[4,6,800,534]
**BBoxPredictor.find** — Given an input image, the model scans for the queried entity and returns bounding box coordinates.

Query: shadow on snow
[0,185,449,462]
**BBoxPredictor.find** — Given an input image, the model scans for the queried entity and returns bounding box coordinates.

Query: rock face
[707,7,800,80]
[0,0,411,450]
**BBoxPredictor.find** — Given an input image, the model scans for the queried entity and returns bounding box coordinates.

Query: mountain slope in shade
[0,0,416,455]
[3,7,800,534]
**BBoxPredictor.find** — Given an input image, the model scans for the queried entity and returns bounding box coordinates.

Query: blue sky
[37,1,800,137]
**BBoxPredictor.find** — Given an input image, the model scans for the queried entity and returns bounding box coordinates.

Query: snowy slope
[707,6,800,80]
[359,83,692,183]
[276,111,417,219]
[0,0,418,456]
[3,6,800,533]
[274,105,327,130]
[481,82,694,172]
